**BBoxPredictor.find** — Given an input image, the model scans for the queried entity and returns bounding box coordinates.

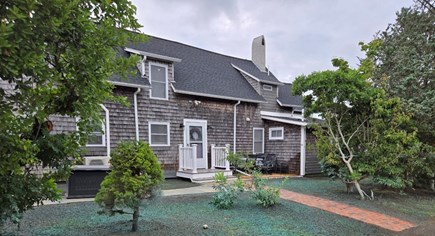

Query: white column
[192,144,198,173]
[225,144,231,171]
[178,144,183,171]
[300,126,306,176]
[211,144,216,169]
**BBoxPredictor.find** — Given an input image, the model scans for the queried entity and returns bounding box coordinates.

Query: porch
[176,144,233,183]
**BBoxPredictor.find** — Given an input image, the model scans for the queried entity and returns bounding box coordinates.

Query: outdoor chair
[260,154,278,174]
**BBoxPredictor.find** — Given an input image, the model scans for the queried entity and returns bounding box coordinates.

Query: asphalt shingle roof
[277,83,303,107]
[121,36,285,103]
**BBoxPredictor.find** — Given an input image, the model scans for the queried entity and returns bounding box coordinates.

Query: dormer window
[263,84,273,91]
[149,62,168,100]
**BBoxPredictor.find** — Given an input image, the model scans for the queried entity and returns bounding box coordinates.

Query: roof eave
[171,84,265,104]
[109,80,150,89]
[261,115,308,126]
[124,47,182,63]
[276,99,303,108]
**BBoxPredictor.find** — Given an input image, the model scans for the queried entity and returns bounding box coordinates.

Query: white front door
[184,119,208,169]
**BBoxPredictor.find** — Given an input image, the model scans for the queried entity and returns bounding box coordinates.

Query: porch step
[191,175,237,183]
[176,169,233,182]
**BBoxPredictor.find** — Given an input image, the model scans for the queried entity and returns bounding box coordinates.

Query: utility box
[67,165,110,198]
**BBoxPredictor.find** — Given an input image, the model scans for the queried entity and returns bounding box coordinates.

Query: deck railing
[178,144,198,173]
[211,144,230,170]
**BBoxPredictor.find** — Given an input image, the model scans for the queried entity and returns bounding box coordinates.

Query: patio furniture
[260,154,278,174]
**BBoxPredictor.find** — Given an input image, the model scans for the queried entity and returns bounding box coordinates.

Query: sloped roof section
[123,36,275,103]
[231,61,282,85]
[110,72,150,88]
[277,83,303,107]
[109,49,150,88]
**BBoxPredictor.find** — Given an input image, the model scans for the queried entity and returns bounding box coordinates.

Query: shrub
[251,172,281,207]
[95,141,163,232]
[210,172,244,209]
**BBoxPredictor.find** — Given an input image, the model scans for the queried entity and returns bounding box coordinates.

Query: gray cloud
[131,0,413,82]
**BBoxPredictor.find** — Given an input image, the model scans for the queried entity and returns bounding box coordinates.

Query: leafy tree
[293,59,421,199]
[0,0,144,225]
[363,2,434,145]
[95,141,163,232]
[360,1,434,189]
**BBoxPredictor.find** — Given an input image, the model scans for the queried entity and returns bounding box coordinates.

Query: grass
[2,193,394,236]
[2,177,433,236]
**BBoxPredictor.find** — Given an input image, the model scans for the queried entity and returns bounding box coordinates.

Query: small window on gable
[263,84,273,91]
[269,127,284,140]
[87,120,106,147]
[149,122,170,146]
[150,63,168,100]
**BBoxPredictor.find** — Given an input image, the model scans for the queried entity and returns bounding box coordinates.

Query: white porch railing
[211,144,230,170]
[178,144,198,173]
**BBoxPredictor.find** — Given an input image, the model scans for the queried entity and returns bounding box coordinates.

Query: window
[269,127,284,140]
[253,128,264,154]
[149,63,168,100]
[263,84,273,91]
[86,120,106,147]
[149,122,170,146]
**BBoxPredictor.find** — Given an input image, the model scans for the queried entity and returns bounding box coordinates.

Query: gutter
[133,88,141,141]
[233,101,241,152]
[100,104,110,157]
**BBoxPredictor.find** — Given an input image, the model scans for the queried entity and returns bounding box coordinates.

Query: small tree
[95,141,163,232]
[293,58,421,199]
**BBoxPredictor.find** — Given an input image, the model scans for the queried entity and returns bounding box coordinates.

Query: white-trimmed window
[86,120,106,147]
[149,62,168,100]
[253,128,264,154]
[149,122,170,146]
[263,84,273,91]
[269,127,284,140]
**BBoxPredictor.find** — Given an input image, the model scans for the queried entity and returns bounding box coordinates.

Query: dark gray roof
[277,83,303,107]
[120,36,288,103]
[231,61,281,85]
[109,49,149,88]
[110,71,149,88]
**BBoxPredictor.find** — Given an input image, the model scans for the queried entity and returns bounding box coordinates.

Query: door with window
[183,119,207,169]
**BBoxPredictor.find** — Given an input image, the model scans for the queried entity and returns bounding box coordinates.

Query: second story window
[150,63,168,100]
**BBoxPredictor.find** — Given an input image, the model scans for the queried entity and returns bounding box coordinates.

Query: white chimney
[251,35,266,72]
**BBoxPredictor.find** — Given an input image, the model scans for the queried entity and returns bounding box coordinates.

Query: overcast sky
[131,0,413,82]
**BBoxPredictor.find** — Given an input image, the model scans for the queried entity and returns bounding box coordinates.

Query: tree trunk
[353,180,365,200]
[343,161,366,200]
[430,179,434,191]
[132,205,139,232]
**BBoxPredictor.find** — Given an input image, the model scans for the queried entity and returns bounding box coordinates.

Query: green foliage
[250,172,281,207]
[359,1,435,188]
[364,3,434,145]
[210,173,244,209]
[0,0,145,225]
[226,152,244,168]
[226,152,256,174]
[95,141,163,213]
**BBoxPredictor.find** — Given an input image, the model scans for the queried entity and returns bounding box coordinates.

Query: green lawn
[2,177,434,236]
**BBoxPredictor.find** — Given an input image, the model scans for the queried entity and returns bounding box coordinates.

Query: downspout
[233,101,241,152]
[100,104,110,158]
[133,88,141,141]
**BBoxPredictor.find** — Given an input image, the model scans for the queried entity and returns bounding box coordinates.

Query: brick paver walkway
[280,189,416,232]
